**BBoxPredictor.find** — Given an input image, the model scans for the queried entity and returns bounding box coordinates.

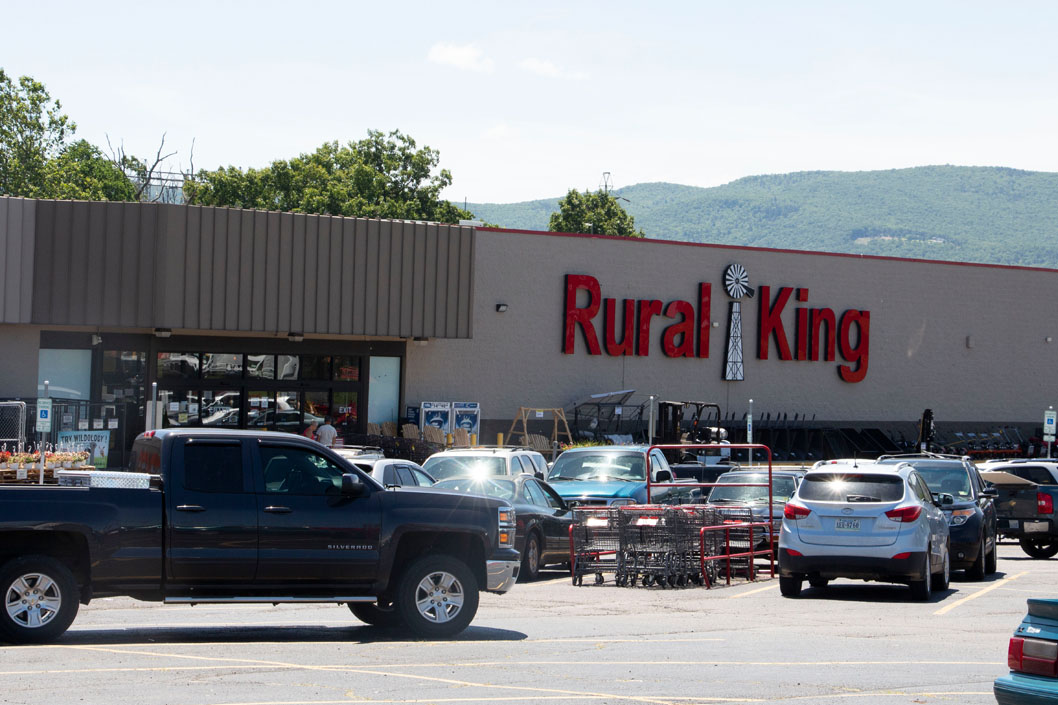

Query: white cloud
[427,43,495,73]
[518,57,587,80]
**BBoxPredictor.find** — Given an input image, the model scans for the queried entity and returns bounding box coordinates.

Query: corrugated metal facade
[9,198,474,338]
[0,197,35,324]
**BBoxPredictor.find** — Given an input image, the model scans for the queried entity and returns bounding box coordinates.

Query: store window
[246,355,275,379]
[202,353,243,379]
[102,351,145,404]
[277,355,299,380]
[38,349,92,400]
[299,355,331,380]
[333,356,360,381]
[158,353,200,380]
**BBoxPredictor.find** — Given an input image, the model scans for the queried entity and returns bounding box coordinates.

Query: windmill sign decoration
[723,263,754,381]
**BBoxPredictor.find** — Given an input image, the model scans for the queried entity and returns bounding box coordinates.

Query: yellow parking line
[934,571,1027,616]
[727,583,778,598]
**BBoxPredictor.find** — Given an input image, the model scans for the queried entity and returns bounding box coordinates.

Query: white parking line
[727,583,778,598]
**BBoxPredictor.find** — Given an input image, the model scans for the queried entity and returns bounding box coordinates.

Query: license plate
[1024,521,1049,533]
[1008,520,1020,530]
[835,518,860,531]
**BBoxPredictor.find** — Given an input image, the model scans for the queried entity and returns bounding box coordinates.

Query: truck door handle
[264,506,292,514]
[176,504,205,512]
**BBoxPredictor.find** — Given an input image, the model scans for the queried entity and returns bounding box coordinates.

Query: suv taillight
[1009,636,1058,676]
[1039,493,1054,515]
[885,506,923,523]
[783,503,811,520]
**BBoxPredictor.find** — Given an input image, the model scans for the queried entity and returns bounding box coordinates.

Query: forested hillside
[465,166,1058,268]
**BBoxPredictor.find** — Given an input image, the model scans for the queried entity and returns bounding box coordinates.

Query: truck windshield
[708,474,797,503]
[423,456,507,481]
[548,453,646,482]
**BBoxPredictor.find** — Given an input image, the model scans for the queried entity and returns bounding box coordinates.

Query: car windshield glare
[708,475,797,503]
[548,453,646,481]
[798,473,905,502]
[916,467,972,498]
[434,478,516,501]
[422,456,507,481]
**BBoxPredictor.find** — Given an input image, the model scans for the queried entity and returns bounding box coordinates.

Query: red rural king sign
[562,272,871,383]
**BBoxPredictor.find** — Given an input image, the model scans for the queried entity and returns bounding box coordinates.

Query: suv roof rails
[438,445,534,453]
[876,452,969,461]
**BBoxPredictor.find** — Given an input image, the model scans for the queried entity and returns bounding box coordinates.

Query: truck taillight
[1009,636,1058,677]
[885,506,922,523]
[1038,493,1054,515]
[783,503,811,520]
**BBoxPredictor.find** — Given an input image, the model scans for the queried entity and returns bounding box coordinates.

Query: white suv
[778,460,951,601]
[422,447,549,482]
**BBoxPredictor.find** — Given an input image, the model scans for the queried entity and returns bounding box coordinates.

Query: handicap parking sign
[36,398,53,433]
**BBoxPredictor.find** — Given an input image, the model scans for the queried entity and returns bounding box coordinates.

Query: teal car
[546,445,699,507]
[995,599,1058,704]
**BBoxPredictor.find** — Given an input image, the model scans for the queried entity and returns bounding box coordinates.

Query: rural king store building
[1,196,1056,464]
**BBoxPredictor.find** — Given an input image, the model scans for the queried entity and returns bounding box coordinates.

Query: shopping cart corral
[568,444,778,588]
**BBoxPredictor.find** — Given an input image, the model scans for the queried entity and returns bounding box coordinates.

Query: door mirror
[939,492,955,506]
[980,487,999,498]
[341,473,368,497]
[654,469,673,483]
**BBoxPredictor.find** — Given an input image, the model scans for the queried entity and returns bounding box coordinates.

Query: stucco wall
[407,229,1058,424]
[0,325,40,398]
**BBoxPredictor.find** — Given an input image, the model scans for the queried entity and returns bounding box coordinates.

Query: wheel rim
[414,570,465,624]
[5,573,62,629]
[527,538,540,574]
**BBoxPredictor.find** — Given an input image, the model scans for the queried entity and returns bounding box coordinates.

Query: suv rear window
[799,473,905,502]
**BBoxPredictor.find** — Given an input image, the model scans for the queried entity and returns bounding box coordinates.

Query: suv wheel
[968,535,987,580]
[932,543,950,592]
[396,555,479,638]
[909,549,933,602]
[0,556,80,644]
[985,535,997,574]
[779,575,802,597]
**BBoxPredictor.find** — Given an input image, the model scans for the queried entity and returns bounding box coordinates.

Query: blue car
[995,599,1058,704]
[546,445,699,507]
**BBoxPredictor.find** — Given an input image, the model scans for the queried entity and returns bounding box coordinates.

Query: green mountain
[464,166,1058,268]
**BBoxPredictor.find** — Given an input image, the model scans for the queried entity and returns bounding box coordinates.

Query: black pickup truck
[0,429,520,644]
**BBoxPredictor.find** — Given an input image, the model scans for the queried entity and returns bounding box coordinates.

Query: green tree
[0,70,138,200]
[548,189,643,237]
[184,130,476,224]
[0,70,73,196]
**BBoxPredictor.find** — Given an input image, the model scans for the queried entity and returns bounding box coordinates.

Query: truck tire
[0,556,80,644]
[396,555,479,639]
[1019,538,1058,559]
[520,532,542,582]
[348,602,403,628]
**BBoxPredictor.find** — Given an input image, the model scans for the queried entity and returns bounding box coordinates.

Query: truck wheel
[0,556,79,644]
[520,533,542,582]
[1019,538,1058,559]
[348,602,403,628]
[779,576,802,597]
[396,555,479,639]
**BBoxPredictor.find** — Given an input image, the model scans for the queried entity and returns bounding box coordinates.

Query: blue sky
[5,1,1057,202]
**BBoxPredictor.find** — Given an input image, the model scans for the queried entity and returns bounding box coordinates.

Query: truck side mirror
[341,473,368,497]
[655,470,673,483]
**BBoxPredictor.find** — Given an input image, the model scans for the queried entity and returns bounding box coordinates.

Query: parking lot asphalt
[0,542,1049,705]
